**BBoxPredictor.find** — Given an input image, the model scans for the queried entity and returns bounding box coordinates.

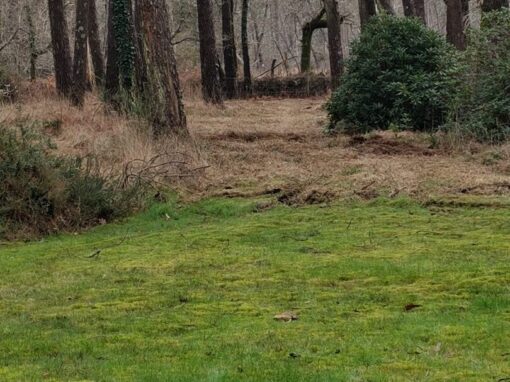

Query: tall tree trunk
[133,0,148,94]
[403,0,426,23]
[196,0,223,104]
[482,0,508,11]
[113,0,135,90]
[71,0,89,107]
[445,0,466,50]
[25,5,37,81]
[135,0,188,136]
[48,0,73,97]
[301,8,327,73]
[105,0,119,100]
[87,0,105,87]
[241,0,252,93]
[222,0,237,99]
[358,0,376,28]
[323,0,344,90]
[378,0,396,15]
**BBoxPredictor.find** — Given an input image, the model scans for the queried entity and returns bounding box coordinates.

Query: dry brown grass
[189,97,510,202]
[1,82,509,203]
[0,82,205,192]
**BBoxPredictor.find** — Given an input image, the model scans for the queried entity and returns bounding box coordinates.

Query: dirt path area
[189,98,510,202]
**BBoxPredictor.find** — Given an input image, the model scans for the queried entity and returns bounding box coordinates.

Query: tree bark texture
[105,0,120,99]
[222,0,237,98]
[241,0,252,93]
[403,0,426,23]
[48,0,73,97]
[323,0,344,90]
[71,0,89,107]
[359,0,376,27]
[135,0,189,136]
[87,0,105,87]
[301,8,327,73]
[197,0,223,104]
[445,0,466,50]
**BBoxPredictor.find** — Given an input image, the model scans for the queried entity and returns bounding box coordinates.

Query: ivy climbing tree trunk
[222,0,238,99]
[105,0,119,100]
[241,0,252,93]
[48,0,73,97]
[113,0,135,90]
[301,8,327,73]
[323,0,344,89]
[445,0,466,50]
[71,0,89,107]
[359,0,376,27]
[87,0,105,87]
[135,0,189,136]
[196,0,223,104]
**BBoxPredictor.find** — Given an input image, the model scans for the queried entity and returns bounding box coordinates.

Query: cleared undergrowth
[1,197,509,381]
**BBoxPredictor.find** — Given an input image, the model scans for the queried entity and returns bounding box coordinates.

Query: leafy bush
[0,125,144,239]
[327,15,459,134]
[449,9,510,143]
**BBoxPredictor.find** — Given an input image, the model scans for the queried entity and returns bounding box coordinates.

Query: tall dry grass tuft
[0,80,207,192]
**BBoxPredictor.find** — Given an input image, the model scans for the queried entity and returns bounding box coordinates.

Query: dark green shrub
[0,125,144,239]
[327,15,459,134]
[449,9,510,143]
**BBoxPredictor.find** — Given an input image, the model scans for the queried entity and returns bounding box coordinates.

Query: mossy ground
[0,197,509,381]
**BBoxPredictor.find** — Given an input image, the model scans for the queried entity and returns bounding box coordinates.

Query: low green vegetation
[327,15,459,134]
[0,125,144,239]
[327,11,510,144]
[0,197,509,381]
[451,9,510,143]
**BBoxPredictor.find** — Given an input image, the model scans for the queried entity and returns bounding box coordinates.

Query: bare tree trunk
[71,0,89,107]
[241,0,252,93]
[135,0,188,136]
[445,0,466,50]
[359,0,376,28]
[48,0,73,97]
[222,0,237,98]
[88,0,105,87]
[25,5,37,81]
[133,0,148,94]
[301,8,327,73]
[482,0,508,11]
[105,0,119,100]
[323,0,344,89]
[378,0,396,14]
[403,0,426,23]
[197,0,223,104]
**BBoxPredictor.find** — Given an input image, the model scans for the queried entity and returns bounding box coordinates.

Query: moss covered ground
[0,197,509,381]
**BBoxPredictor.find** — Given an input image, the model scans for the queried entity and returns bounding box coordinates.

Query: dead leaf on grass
[274,311,299,322]
[404,303,422,312]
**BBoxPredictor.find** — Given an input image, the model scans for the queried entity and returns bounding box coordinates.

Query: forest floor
[2,87,510,203]
[1,88,510,380]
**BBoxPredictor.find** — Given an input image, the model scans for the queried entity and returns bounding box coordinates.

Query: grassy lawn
[0,197,509,381]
